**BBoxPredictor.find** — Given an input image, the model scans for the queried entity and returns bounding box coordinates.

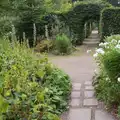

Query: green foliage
[100,7,120,40]
[0,38,71,119]
[54,33,72,55]
[61,1,110,45]
[35,40,53,52]
[93,35,120,117]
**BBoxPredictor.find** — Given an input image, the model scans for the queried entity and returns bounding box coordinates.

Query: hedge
[60,1,111,45]
[100,7,120,40]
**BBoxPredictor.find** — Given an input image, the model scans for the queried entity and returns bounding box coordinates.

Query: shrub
[54,33,72,55]
[35,40,53,52]
[100,7,120,40]
[0,39,71,119]
[93,35,120,117]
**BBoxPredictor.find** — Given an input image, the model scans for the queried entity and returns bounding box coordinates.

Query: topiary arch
[60,2,111,45]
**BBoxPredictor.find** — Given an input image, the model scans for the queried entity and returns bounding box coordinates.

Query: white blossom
[99,42,104,47]
[111,39,117,43]
[118,40,120,44]
[87,50,92,53]
[115,44,120,49]
[104,42,109,48]
[96,48,105,55]
[118,77,120,82]
[93,53,98,58]
[106,78,109,81]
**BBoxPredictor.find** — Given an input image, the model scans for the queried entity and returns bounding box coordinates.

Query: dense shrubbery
[93,35,120,118]
[100,7,120,40]
[54,33,72,55]
[60,1,110,44]
[0,39,71,119]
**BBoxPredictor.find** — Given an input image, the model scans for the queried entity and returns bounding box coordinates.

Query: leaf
[37,92,44,102]
[0,95,9,113]
[0,76,4,93]
[36,70,45,78]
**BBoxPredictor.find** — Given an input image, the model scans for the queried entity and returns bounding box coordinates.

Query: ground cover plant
[93,35,120,118]
[0,38,71,119]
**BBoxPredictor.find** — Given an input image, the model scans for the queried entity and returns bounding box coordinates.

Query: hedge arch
[61,2,111,45]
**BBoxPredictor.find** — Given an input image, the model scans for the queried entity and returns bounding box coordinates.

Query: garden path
[50,30,116,120]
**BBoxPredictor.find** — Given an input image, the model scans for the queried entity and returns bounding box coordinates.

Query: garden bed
[0,39,71,120]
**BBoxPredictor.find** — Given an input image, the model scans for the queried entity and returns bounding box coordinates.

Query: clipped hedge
[100,7,120,40]
[60,1,110,45]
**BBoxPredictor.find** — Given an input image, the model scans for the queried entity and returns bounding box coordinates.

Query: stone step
[84,38,100,42]
[83,41,99,45]
[88,36,99,39]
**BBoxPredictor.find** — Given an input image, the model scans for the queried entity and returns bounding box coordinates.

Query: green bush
[0,39,71,119]
[93,35,120,117]
[35,40,53,52]
[54,33,72,55]
[100,7,120,40]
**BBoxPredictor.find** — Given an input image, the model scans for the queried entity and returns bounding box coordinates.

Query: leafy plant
[0,38,71,119]
[54,33,72,55]
[93,35,120,117]
[35,40,53,52]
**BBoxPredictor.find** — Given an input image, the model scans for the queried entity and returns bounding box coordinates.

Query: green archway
[61,2,111,45]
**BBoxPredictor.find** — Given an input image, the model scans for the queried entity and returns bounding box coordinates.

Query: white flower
[96,48,105,55]
[99,42,104,47]
[104,42,109,48]
[111,39,117,43]
[106,78,109,81]
[115,44,120,49]
[118,77,120,82]
[93,53,98,58]
[99,42,109,48]
[87,50,92,53]
[118,40,120,44]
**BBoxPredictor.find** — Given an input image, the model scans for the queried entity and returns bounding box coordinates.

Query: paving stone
[85,81,92,85]
[68,108,91,120]
[72,83,81,91]
[70,99,80,107]
[84,91,94,98]
[85,86,94,90]
[71,91,81,98]
[83,98,98,106]
[95,110,115,120]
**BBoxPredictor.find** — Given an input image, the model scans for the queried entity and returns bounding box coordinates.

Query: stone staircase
[83,30,100,46]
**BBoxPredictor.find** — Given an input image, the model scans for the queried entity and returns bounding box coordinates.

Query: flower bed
[0,39,71,119]
[93,35,120,118]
